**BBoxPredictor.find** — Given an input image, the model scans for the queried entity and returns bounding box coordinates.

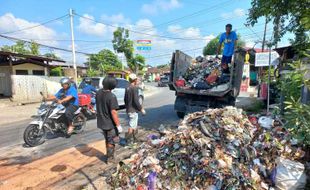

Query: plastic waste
[147,171,157,190]
[258,116,274,129]
[275,158,307,190]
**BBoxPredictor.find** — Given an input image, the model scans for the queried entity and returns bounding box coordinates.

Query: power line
[74,12,206,41]
[0,14,69,35]
[144,0,231,32]
[0,34,91,55]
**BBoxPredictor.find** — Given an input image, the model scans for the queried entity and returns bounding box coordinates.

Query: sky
[0,0,293,67]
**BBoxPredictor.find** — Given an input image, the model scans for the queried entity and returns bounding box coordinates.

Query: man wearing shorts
[96,76,122,161]
[216,24,238,73]
[124,74,145,144]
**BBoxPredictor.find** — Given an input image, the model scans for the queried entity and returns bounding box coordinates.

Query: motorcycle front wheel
[23,124,46,147]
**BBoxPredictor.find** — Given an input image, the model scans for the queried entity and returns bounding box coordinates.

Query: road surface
[0,85,179,190]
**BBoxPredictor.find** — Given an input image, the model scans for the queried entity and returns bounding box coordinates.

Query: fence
[11,75,62,103]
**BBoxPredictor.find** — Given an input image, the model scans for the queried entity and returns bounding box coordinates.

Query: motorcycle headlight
[37,109,47,116]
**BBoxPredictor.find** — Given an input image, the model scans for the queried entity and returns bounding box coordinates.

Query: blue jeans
[221,55,232,73]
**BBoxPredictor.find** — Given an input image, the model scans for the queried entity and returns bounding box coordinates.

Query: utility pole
[258,17,268,98]
[69,9,77,83]
[267,41,272,113]
[262,17,268,52]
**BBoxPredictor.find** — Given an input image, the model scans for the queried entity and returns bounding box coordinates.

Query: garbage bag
[275,158,307,190]
[258,116,274,129]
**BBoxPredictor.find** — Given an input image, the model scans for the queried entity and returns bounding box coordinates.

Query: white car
[79,77,144,106]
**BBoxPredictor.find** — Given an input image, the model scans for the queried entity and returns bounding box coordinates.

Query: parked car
[158,76,169,87]
[79,77,144,106]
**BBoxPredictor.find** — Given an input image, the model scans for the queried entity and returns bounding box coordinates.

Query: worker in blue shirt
[216,24,238,73]
[82,78,97,112]
[82,78,97,95]
[46,77,79,135]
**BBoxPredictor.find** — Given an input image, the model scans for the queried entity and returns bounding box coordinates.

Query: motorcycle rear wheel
[73,113,86,134]
[23,124,46,147]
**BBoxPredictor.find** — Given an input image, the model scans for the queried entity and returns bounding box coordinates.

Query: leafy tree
[247,0,310,50]
[112,27,146,73]
[86,69,100,77]
[28,41,40,55]
[1,40,41,55]
[203,35,221,56]
[50,67,63,76]
[87,49,122,74]
[44,53,61,60]
[132,54,146,73]
[203,34,245,56]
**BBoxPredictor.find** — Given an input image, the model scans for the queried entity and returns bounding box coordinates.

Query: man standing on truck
[216,24,238,73]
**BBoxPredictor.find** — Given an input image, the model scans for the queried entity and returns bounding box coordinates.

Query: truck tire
[176,111,185,118]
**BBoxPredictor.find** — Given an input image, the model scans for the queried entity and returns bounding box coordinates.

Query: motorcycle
[23,92,86,147]
[78,91,96,119]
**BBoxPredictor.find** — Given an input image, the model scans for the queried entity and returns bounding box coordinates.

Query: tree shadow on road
[75,143,107,162]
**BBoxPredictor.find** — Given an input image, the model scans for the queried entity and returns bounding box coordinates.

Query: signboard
[136,40,152,51]
[255,51,279,67]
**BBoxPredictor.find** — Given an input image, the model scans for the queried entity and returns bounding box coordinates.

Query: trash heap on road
[177,56,230,90]
[107,107,306,190]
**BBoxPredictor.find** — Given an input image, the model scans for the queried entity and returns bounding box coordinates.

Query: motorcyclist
[82,78,97,112]
[81,78,97,95]
[45,77,79,135]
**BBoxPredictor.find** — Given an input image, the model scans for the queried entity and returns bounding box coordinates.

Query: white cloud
[221,8,245,19]
[101,13,130,24]
[141,0,182,15]
[204,34,216,44]
[245,39,255,48]
[77,14,107,37]
[0,13,58,45]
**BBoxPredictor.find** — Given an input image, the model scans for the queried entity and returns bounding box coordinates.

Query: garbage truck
[168,48,246,118]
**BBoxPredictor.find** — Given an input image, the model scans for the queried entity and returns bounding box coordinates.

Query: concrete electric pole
[69,9,77,83]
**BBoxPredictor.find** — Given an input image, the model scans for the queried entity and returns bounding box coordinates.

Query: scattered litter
[107,107,305,189]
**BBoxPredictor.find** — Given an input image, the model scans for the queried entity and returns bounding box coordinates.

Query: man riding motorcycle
[82,78,97,112]
[82,78,96,94]
[45,77,79,135]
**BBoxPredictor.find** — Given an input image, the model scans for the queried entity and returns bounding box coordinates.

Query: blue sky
[0,0,291,66]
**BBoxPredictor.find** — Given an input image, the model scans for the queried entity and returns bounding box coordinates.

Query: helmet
[129,73,138,81]
[60,77,70,85]
[85,77,91,84]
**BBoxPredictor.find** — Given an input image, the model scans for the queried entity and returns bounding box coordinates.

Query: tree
[112,27,146,73]
[132,54,146,73]
[0,40,41,55]
[87,49,122,74]
[29,41,40,55]
[50,67,63,76]
[44,53,61,60]
[203,35,221,56]
[203,34,245,56]
[247,0,310,50]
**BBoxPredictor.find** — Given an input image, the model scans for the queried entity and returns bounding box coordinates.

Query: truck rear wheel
[176,112,185,118]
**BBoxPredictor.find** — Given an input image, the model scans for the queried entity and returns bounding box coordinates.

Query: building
[0,51,87,97]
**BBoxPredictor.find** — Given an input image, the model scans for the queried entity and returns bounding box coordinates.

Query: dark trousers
[65,104,78,124]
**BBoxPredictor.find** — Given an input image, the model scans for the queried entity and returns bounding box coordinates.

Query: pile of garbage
[107,107,306,190]
[178,56,230,90]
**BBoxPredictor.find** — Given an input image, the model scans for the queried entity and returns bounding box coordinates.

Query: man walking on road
[216,24,238,73]
[124,74,146,144]
[96,76,123,161]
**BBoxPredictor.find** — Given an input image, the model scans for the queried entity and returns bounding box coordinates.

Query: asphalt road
[0,85,179,164]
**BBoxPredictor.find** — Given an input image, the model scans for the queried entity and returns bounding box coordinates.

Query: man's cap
[129,73,138,81]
